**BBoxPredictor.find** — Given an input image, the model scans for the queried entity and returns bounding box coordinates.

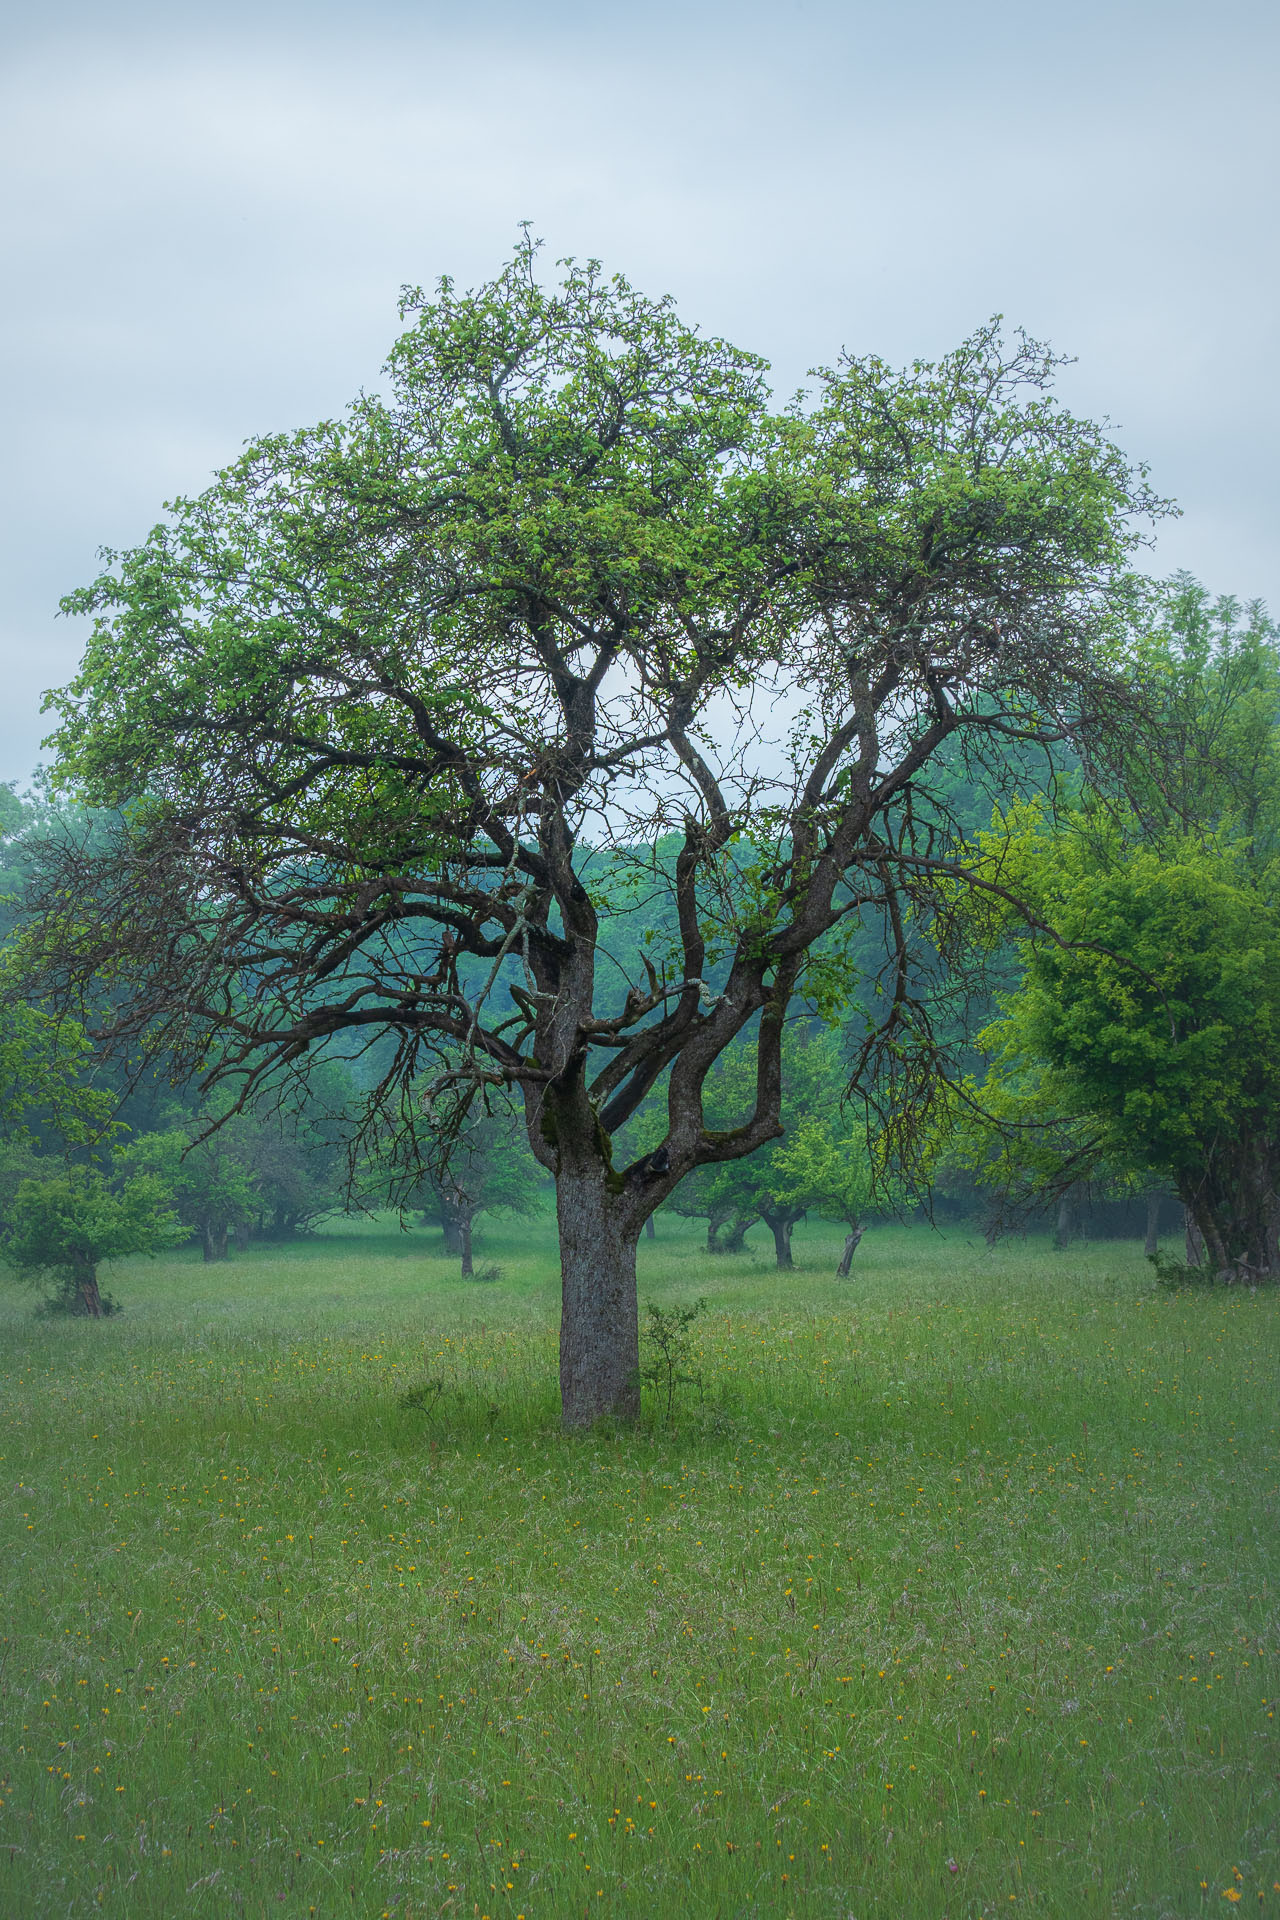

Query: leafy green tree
[0,992,115,1150]
[1121,576,1280,854]
[117,1122,259,1262]
[970,830,1280,1277]
[773,1117,883,1275]
[957,580,1280,1278]
[663,1161,758,1255]
[232,1062,355,1241]
[409,1105,542,1274]
[30,239,1161,1422]
[693,1033,848,1268]
[3,1167,182,1316]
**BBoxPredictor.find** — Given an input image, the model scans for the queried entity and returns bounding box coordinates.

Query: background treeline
[3,573,1278,1311]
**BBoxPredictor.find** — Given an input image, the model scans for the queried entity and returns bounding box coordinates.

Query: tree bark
[722,1214,753,1254]
[557,1162,641,1427]
[1052,1190,1078,1251]
[440,1210,463,1257]
[644,1215,656,1240]
[1176,1133,1280,1279]
[75,1262,104,1318]
[202,1221,229,1262]
[767,1215,793,1269]
[837,1221,864,1277]
[459,1214,474,1278]
[1144,1191,1161,1259]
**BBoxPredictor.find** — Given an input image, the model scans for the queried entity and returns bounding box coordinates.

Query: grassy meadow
[1,1210,1277,1919]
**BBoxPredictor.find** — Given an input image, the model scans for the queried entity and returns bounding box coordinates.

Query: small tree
[117,1122,259,1261]
[973,835,1280,1278]
[4,1167,182,1316]
[774,1117,881,1276]
[408,1105,541,1274]
[688,1032,846,1269]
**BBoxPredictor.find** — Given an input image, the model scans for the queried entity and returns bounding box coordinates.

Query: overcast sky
[2,0,1276,785]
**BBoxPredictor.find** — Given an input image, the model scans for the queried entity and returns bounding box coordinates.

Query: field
[1,1211,1277,1919]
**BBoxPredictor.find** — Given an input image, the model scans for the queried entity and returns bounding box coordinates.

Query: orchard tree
[971,831,1280,1278]
[117,1120,260,1262]
[3,1167,181,1316]
[27,240,1161,1423]
[774,1117,883,1276]
[956,580,1280,1278]
[0,955,115,1152]
[688,1032,846,1269]
[407,1101,542,1274]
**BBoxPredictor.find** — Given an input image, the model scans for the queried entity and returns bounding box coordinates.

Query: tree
[663,1160,758,1255]
[30,240,1161,1422]
[773,1117,882,1275]
[3,1167,182,1316]
[232,1060,354,1240]
[117,1120,260,1261]
[408,1103,541,1274]
[973,834,1280,1278]
[956,580,1280,1278]
[689,1032,845,1269]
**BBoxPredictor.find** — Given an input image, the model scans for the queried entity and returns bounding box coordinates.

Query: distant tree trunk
[721,1214,753,1254]
[74,1260,104,1318]
[459,1213,474,1277]
[706,1202,734,1253]
[234,1220,252,1253]
[836,1221,864,1277]
[202,1220,229,1262]
[1052,1189,1079,1251]
[765,1214,794,1270]
[440,1210,463,1257]
[1144,1191,1161,1259]
[644,1215,656,1240]
[1177,1137,1280,1279]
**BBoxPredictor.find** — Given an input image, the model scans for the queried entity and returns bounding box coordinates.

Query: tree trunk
[440,1211,463,1257]
[644,1215,655,1240]
[767,1216,793,1270]
[706,1203,732,1253]
[1177,1135,1280,1279]
[836,1221,864,1277]
[1052,1190,1078,1250]
[459,1214,474,1277]
[76,1262,104,1318]
[722,1214,752,1254]
[202,1220,229,1262]
[1144,1192,1161,1259]
[557,1163,641,1428]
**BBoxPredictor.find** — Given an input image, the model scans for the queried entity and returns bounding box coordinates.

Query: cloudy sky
[2,0,1276,785]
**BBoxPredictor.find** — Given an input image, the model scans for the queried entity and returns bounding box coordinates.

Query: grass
[1,1210,1277,1919]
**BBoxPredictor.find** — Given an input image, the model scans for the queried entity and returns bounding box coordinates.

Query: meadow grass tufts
[1,1212,1276,1916]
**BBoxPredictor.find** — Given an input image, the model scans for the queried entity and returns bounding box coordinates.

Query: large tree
[29,241,1159,1422]
[951,580,1280,1278]
[966,831,1280,1278]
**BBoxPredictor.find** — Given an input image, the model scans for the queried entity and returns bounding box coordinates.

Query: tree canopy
[4,1167,182,1317]
[26,238,1164,1420]
[951,580,1280,1277]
